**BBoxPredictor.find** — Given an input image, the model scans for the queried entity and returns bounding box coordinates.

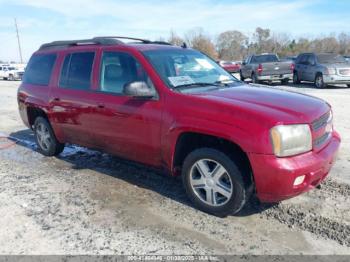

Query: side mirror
[124,81,156,99]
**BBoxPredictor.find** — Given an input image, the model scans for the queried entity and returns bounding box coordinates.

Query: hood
[193,84,329,125]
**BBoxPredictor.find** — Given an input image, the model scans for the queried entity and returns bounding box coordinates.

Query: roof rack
[39,36,172,50]
[93,36,172,46]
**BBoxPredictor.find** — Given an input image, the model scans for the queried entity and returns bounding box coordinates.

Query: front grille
[312,111,330,131]
[339,69,350,76]
[314,132,331,147]
[312,110,332,148]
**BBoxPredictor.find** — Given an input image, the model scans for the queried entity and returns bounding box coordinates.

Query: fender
[161,115,263,174]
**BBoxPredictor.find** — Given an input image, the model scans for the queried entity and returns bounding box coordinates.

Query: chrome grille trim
[314,132,331,147]
[312,111,330,131]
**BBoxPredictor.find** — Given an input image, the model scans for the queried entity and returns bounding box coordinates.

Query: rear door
[304,54,317,81]
[297,55,309,81]
[88,49,163,167]
[49,50,97,147]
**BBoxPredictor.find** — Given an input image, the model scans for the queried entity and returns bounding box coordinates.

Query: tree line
[166,27,350,61]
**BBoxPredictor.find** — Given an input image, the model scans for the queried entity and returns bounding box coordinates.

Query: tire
[347,84,350,88]
[8,74,14,81]
[182,148,248,217]
[293,72,300,84]
[34,117,65,156]
[315,73,326,89]
[239,71,245,81]
[251,73,259,84]
[281,79,289,85]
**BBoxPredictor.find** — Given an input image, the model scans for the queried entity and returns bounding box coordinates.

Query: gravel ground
[0,80,349,255]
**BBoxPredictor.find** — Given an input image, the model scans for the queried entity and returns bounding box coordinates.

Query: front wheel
[182,148,247,217]
[8,74,14,81]
[315,74,326,89]
[34,117,65,156]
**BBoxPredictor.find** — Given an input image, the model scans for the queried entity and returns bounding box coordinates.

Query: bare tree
[168,30,185,46]
[185,28,218,59]
[216,30,248,60]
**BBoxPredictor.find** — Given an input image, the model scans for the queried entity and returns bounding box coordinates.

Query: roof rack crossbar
[92,36,152,43]
[39,36,173,50]
[93,36,172,45]
[39,38,123,50]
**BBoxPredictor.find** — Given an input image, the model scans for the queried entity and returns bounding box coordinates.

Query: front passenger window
[99,51,154,95]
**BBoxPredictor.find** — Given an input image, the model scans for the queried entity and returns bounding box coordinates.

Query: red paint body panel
[18,43,341,203]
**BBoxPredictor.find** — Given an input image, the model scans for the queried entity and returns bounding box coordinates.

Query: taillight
[257,64,263,74]
[290,63,295,72]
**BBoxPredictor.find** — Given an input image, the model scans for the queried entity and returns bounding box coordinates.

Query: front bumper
[248,131,341,203]
[257,73,292,81]
[324,74,350,84]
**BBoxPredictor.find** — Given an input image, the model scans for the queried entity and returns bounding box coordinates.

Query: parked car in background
[344,55,350,62]
[293,53,350,88]
[0,64,25,80]
[240,53,294,84]
[218,60,241,73]
[18,37,340,216]
[281,56,297,62]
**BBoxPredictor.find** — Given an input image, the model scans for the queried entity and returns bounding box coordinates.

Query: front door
[88,50,163,167]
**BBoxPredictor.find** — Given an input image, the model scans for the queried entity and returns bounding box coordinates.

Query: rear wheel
[34,117,65,156]
[293,72,300,84]
[182,148,247,217]
[8,74,14,81]
[315,73,326,89]
[281,79,289,85]
[239,71,245,81]
[251,73,260,84]
[347,84,350,88]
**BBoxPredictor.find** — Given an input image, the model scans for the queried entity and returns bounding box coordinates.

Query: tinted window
[59,52,95,90]
[99,51,155,94]
[307,55,316,65]
[251,55,279,63]
[23,54,56,85]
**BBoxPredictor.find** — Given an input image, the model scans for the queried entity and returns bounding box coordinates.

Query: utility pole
[14,18,23,63]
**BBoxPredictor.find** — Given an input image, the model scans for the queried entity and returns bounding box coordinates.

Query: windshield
[8,67,17,70]
[251,55,279,63]
[142,49,239,90]
[317,54,346,63]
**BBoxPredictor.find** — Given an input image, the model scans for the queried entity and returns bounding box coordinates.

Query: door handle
[97,104,105,109]
[53,97,60,102]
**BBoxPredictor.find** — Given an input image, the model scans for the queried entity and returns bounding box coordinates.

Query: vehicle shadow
[8,128,273,217]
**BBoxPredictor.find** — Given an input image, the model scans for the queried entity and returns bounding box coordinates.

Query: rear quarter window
[23,54,57,86]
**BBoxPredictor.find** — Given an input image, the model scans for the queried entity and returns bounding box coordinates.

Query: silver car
[293,53,350,88]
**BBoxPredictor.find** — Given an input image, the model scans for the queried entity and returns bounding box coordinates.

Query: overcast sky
[0,0,349,62]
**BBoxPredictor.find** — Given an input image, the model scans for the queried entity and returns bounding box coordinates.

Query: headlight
[270,124,312,157]
[325,68,336,75]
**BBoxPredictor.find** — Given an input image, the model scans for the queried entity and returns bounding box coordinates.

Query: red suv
[18,37,341,216]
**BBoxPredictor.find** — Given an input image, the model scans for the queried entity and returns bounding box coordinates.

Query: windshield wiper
[172,82,221,89]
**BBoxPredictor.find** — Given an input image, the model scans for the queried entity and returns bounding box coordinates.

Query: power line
[14,18,23,63]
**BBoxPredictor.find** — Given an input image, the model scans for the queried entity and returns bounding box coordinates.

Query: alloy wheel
[189,159,233,206]
[36,123,52,151]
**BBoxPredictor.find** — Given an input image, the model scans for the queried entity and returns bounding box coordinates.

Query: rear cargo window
[23,54,56,86]
[59,52,95,90]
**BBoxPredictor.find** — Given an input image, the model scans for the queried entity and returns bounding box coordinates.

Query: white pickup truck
[0,64,25,80]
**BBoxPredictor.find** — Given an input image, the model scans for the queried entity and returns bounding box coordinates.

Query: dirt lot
[0,80,349,255]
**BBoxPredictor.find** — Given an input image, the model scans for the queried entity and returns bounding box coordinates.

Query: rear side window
[23,54,56,86]
[59,52,95,90]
